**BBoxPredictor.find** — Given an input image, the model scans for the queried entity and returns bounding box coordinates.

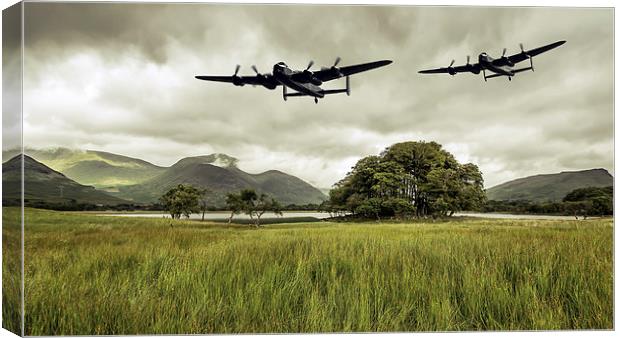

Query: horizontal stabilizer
[513,67,533,74]
[321,89,348,95]
[484,73,506,80]
[284,91,309,97]
[283,88,348,98]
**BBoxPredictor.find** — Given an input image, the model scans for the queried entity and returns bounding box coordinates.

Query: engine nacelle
[232,76,244,86]
[331,66,343,78]
[466,64,481,74]
[448,67,457,76]
[262,82,277,90]
[310,77,322,86]
[500,57,514,67]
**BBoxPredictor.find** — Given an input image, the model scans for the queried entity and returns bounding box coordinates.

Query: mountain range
[2,155,127,205]
[2,148,327,206]
[3,147,612,207]
[486,168,613,202]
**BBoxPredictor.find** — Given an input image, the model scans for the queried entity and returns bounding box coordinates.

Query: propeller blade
[333,57,341,67]
[502,48,507,57]
[251,65,259,74]
[234,65,241,76]
[449,59,455,67]
[306,60,314,71]
[466,55,470,64]
[520,43,525,53]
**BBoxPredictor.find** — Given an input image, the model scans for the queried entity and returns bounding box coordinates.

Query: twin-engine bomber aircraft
[195,58,392,103]
[418,40,566,81]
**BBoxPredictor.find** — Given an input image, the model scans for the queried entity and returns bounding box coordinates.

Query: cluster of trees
[281,203,321,211]
[159,184,282,227]
[321,141,486,219]
[483,186,613,217]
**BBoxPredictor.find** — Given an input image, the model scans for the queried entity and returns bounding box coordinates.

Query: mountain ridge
[5,148,327,206]
[486,168,613,202]
[2,155,128,205]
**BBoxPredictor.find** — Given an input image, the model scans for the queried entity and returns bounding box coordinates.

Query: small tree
[159,184,202,221]
[199,189,210,221]
[238,189,283,227]
[225,192,244,223]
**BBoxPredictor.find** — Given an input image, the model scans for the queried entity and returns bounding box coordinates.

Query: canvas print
[1,2,614,336]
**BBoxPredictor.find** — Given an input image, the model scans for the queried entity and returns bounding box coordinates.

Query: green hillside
[486,168,613,202]
[116,156,327,205]
[3,147,166,188]
[5,149,327,206]
[2,155,127,205]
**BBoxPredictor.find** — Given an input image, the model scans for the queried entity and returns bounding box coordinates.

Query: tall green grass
[8,207,613,334]
[2,207,22,335]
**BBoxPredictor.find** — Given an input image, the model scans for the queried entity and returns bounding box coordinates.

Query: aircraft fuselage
[273,63,324,98]
[478,53,515,76]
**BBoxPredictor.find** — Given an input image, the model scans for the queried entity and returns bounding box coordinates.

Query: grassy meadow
[5,207,613,334]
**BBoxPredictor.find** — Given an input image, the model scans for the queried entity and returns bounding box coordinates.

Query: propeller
[520,43,534,71]
[500,47,514,67]
[320,57,343,71]
[305,60,314,71]
[232,65,243,86]
[465,55,480,74]
[332,57,341,68]
[331,57,343,77]
[447,59,456,75]
[251,65,266,83]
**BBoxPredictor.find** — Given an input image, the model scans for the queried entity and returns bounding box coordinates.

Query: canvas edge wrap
[2,1,24,336]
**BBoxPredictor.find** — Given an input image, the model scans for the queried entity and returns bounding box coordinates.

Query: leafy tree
[563,186,612,216]
[225,191,244,223]
[328,141,485,219]
[355,197,383,221]
[159,184,202,220]
[237,189,283,227]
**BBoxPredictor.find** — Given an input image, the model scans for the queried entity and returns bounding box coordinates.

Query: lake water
[102,211,585,221]
[102,211,330,220]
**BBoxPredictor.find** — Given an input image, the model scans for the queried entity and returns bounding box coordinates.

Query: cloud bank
[21,4,613,189]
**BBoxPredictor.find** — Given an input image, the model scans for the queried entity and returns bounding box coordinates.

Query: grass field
[3,207,613,334]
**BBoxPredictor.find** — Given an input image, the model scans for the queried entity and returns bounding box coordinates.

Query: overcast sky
[19,4,613,189]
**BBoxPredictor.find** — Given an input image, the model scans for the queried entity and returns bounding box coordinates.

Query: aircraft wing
[313,60,393,82]
[418,64,477,74]
[195,75,266,86]
[508,40,566,64]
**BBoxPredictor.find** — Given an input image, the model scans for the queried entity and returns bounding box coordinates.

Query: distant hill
[486,168,613,202]
[116,155,327,206]
[2,155,128,205]
[3,147,166,189]
[6,148,327,206]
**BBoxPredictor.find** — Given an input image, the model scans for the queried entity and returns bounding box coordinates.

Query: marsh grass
[7,207,612,334]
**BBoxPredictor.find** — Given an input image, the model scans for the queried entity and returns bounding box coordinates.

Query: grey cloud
[21,4,613,188]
